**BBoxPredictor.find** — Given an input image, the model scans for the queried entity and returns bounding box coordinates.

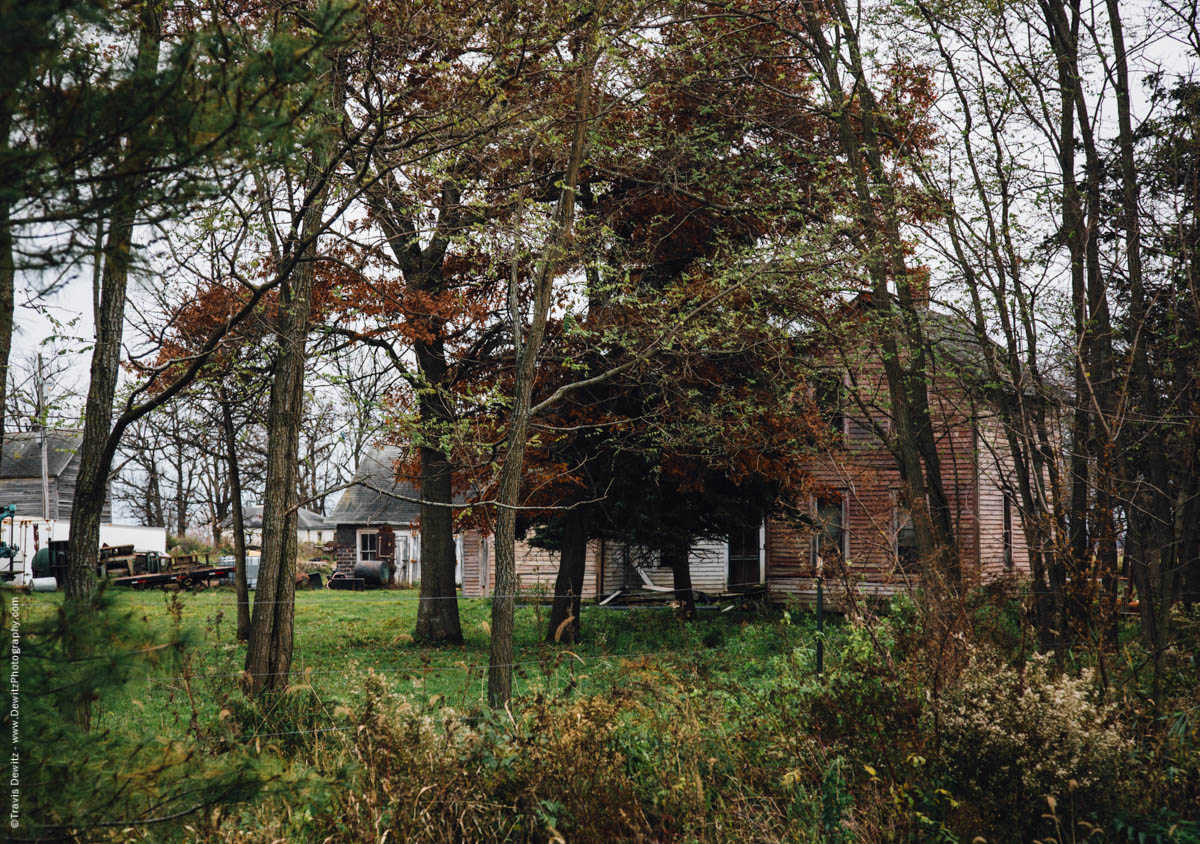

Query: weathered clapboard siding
[0,477,56,518]
[631,537,734,593]
[975,414,1031,581]
[767,576,908,609]
[0,431,112,521]
[459,531,603,598]
[765,355,1013,600]
[461,532,485,595]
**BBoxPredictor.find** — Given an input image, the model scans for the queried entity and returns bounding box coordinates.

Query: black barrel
[353,559,392,587]
[48,540,69,583]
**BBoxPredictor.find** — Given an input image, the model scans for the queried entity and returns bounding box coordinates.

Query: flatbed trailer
[111,564,234,590]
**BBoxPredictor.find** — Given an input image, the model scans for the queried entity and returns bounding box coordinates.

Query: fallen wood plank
[634,567,675,592]
[598,588,623,606]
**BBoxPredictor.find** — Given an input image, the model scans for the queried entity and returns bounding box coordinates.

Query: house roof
[223,504,330,531]
[328,445,424,526]
[0,430,81,479]
[841,293,1035,396]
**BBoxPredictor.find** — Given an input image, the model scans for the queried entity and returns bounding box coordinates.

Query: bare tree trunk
[412,349,463,644]
[1106,0,1178,694]
[171,406,188,537]
[220,388,252,641]
[146,455,164,528]
[0,107,13,460]
[65,17,162,610]
[546,508,588,643]
[367,191,465,645]
[800,0,959,580]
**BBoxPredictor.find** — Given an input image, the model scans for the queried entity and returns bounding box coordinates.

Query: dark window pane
[896,511,919,573]
[813,371,844,438]
[729,524,759,558]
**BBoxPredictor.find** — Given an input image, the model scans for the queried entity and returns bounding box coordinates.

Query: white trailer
[0,515,167,584]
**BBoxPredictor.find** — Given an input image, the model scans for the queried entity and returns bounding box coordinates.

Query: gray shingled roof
[0,430,81,478]
[222,504,330,531]
[329,445,424,526]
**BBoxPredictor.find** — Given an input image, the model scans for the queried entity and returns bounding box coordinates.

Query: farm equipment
[110,551,233,589]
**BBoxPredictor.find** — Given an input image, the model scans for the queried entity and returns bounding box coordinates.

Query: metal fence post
[816,575,824,675]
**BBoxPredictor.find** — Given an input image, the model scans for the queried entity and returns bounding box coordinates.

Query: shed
[0,431,111,521]
[328,445,451,584]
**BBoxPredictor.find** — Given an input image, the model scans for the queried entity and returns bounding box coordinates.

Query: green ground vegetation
[8,585,1200,842]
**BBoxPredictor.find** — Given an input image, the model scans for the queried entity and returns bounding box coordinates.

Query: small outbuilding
[328,445,433,585]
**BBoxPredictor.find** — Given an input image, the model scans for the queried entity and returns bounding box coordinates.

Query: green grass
[19,586,835,742]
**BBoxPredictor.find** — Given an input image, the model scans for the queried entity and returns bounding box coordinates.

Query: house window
[812,370,845,438]
[1003,495,1014,569]
[846,412,889,448]
[811,495,846,569]
[357,529,378,563]
[895,509,919,573]
[728,523,762,587]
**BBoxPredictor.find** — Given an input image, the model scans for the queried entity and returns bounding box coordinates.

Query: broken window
[811,495,846,569]
[895,509,919,573]
[812,370,845,439]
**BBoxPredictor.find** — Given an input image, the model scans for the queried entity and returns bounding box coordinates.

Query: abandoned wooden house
[459,303,1030,605]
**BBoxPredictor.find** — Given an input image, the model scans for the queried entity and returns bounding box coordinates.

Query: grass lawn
[19,585,833,743]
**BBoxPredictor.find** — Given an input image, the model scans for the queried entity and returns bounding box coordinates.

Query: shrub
[939,651,1134,838]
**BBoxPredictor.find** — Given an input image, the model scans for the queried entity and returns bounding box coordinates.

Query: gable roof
[222,504,330,531]
[0,431,82,479]
[329,445,423,526]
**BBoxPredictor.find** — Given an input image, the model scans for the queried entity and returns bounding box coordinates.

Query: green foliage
[167,534,213,555]
[2,590,269,841]
[939,650,1135,838]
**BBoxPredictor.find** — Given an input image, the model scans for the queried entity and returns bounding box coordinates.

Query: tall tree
[65,3,164,603]
[793,0,959,581]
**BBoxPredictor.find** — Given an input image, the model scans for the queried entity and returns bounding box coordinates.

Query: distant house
[222,505,333,548]
[328,446,438,584]
[0,430,111,521]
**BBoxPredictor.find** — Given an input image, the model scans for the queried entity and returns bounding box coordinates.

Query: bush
[939,651,1134,838]
[317,676,651,842]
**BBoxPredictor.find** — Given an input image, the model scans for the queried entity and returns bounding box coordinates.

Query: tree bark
[368,187,465,645]
[800,0,959,581]
[665,540,696,621]
[1106,0,1178,691]
[0,107,13,461]
[546,508,588,643]
[488,36,593,709]
[220,388,252,641]
[244,176,325,694]
[410,333,463,643]
[65,14,162,608]
[413,440,463,642]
